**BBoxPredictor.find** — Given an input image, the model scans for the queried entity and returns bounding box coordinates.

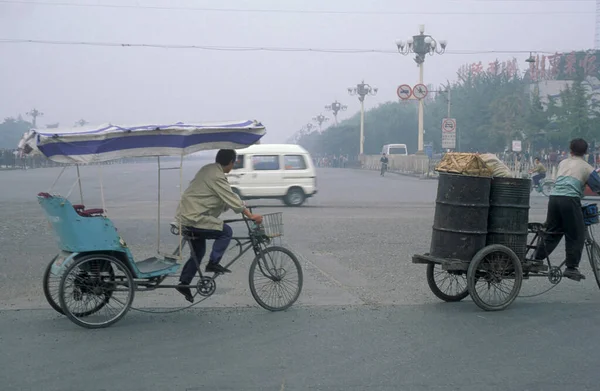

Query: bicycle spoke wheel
[588,241,600,290]
[43,255,65,315]
[541,181,554,197]
[467,245,523,311]
[249,246,303,311]
[426,263,469,302]
[59,254,134,329]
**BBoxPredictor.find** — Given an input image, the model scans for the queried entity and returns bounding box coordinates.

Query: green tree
[0,116,33,149]
[298,57,599,157]
[552,80,600,145]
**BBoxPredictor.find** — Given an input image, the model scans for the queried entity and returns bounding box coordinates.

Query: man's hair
[534,157,540,161]
[216,149,237,166]
[570,138,588,157]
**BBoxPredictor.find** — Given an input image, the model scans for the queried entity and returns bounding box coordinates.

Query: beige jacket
[175,163,245,231]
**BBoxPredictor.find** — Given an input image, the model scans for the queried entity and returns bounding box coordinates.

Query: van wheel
[284,188,305,207]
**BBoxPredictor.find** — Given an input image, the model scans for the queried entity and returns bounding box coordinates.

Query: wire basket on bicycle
[251,212,284,243]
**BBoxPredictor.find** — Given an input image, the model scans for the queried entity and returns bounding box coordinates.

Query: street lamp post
[348,81,378,155]
[26,108,43,128]
[324,100,348,125]
[396,25,447,154]
[312,113,329,132]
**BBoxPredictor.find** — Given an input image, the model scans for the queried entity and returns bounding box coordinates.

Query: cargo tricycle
[413,170,600,312]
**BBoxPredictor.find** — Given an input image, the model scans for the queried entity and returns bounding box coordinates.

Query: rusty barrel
[486,177,531,261]
[430,173,492,261]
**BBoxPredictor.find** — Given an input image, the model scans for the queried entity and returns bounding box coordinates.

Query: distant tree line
[297,57,600,156]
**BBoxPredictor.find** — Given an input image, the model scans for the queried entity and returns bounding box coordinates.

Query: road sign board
[512,140,522,152]
[413,83,428,100]
[441,117,456,149]
[442,118,456,133]
[397,84,412,100]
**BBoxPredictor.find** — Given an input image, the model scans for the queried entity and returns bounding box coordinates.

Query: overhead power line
[0,0,592,15]
[0,38,567,55]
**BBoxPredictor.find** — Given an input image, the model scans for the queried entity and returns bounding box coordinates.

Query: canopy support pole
[157,156,161,256]
[99,164,107,216]
[178,153,184,261]
[48,165,68,193]
[76,164,84,205]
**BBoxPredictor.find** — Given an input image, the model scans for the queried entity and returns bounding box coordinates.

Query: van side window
[252,155,280,171]
[284,155,307,170]
[233,155,244,170]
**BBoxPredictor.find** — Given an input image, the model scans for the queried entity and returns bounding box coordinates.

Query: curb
[363,168,439,180]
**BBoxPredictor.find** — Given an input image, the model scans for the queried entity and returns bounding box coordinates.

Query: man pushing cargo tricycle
[412,139,600,312]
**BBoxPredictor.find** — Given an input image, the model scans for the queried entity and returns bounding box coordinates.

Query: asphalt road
[2,163,600,390]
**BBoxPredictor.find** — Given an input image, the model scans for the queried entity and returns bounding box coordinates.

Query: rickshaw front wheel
[58,254,135,329]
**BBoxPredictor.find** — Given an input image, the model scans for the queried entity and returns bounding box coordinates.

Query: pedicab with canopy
[18,121,304,329]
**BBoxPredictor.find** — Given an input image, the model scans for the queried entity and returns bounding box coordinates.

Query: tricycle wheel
[43,255,65,315]
[541,180,555,197]
[249,246,303,311]
[467,244,523,311]
[587,241,600,290]
[59,254,135,329]
[426,263,469,302]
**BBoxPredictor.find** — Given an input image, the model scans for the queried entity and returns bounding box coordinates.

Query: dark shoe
[205,263,231,274]
[176,283,194,303]
[563,267,585,281]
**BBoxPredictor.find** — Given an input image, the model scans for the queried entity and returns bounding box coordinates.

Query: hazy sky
[0,0,595,143]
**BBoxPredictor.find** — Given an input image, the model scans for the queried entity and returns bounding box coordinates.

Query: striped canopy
[18,120,266,164]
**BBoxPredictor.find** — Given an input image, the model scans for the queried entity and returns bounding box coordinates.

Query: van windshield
[389,147,407,155]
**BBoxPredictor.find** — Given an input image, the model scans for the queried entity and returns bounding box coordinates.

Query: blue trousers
[532,173,546,187]
[179,224,233,284]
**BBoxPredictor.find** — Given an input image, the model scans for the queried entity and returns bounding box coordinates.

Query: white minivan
[227,144,317,206]
[381,144,408,155]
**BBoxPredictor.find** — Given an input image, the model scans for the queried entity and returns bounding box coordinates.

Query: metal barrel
[486,177,531,261]
[430,173,491,261]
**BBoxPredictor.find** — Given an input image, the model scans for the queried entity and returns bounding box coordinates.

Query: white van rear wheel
[284,188,305,207]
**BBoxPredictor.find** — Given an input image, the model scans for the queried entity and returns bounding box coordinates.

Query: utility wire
[0,0,592,15]
[0,38,566,55]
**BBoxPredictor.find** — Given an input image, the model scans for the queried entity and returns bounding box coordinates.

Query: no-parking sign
[441,118,456,149]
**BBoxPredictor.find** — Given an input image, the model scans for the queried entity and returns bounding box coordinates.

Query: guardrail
[359,154,558,179]
[360,155,439,178]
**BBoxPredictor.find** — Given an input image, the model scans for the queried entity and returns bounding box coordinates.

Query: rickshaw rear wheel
[467,245,523,311]
[59,254,135,329]
[44,254,114,317]
[426,263,469,302]
[43,255,65,315]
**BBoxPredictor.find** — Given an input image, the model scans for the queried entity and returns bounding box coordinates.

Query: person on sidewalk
[174,149,263,302]
[534,139,600,280]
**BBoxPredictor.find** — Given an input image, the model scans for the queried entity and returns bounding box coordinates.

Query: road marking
[289,244,344,288]
[288,244,375,305]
